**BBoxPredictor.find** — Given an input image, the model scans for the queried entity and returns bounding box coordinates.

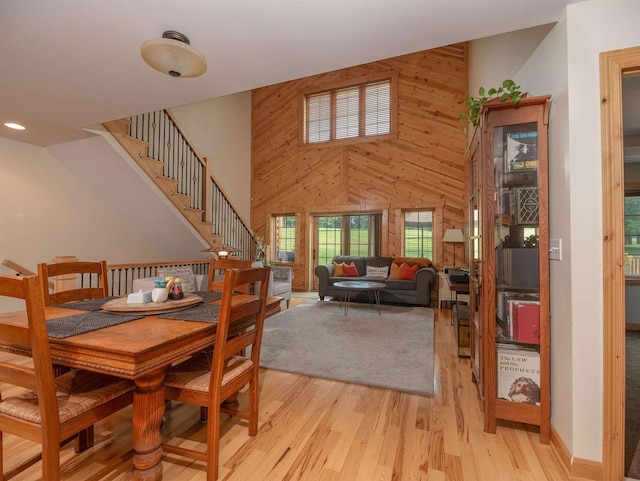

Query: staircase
[104,111,256,258]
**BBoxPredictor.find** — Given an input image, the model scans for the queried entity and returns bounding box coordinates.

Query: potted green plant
[459,79,524,129]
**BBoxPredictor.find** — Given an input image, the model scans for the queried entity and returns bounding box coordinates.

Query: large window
[303,73,396,145]
[273,215,296,263]
[404,210,433,259]
[315,214,381,266]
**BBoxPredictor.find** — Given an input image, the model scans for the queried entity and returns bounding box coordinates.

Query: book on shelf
[505,131,538,173]
[496,293,538,340]
[515,187,539,224]
[496,344,541,405]
[512,301,540,344]
[497,188,514,225]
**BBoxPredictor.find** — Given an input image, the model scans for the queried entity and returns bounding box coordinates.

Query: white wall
[562,0,640,459]
[169,92,252,222]
[0,136,207,312]
[513,17,576,459]
[469,0,640,462]
[468,24,555,101]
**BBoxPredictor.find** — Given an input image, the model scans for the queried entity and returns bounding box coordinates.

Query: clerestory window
[302,72,397,145]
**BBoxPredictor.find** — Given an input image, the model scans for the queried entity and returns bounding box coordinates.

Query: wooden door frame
[601,45,640,481]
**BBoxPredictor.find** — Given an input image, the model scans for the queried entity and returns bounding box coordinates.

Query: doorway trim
[601,45,640,481]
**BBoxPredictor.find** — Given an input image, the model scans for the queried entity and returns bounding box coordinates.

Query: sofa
[315,256,437,306]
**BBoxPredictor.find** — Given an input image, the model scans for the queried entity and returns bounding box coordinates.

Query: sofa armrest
[314,264,334,298]
[415,266,437,305]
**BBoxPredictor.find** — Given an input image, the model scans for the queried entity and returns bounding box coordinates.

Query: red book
[513,302,540,344]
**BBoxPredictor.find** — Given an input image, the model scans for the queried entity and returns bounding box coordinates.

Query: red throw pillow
[342,262,360,277]
[400,262,418,280]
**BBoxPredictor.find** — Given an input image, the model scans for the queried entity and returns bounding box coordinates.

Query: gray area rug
[259,300,434,396]
[626,330,640,479]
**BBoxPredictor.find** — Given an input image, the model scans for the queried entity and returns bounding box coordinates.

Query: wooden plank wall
[251,43,468,291]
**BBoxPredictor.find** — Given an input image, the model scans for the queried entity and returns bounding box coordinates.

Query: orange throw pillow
[333,262,344,276]
[389,262,403,279]
[342,262,360,277]
[400,262,419,280]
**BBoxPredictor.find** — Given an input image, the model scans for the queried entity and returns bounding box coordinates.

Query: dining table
[0,293,282,481]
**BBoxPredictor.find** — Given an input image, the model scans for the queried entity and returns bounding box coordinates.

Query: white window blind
[307,93,331,143]
[365,81,390,136]
[335,87,360,139]
[304,78,392,144]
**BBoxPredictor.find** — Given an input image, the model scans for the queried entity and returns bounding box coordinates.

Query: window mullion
[330,91,337,140]
[305,96,311,143]
[343,216,350,255]
[359,86,366,137]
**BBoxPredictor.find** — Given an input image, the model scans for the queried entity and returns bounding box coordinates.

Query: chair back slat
[37,260,109,306]
[0,323,31,346]
[0,362,38,391]
[207,259,252,293]
[49,288,107,305]
[44,261,105,277]
[224,330,257,358]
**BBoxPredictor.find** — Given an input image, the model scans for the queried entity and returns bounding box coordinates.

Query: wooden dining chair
[37,259,109,306]
[207,258,252,293]
[37,259,111,450]
[162,266,270,481]
[0,274,134,481]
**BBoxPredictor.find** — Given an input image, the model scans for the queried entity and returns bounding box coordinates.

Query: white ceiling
[1,0,588,147]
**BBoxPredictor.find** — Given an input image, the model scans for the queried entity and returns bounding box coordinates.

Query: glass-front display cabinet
[475,95,551,443]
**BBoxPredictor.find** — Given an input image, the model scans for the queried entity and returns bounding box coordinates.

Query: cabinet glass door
[493,121,542,405]
[468,138,483,387]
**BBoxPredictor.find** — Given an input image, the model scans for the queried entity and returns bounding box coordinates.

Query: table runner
[47,292,224,337]
[194,291,222,303]
[54,296,119,311]
[156,302,220,322]
[47,311,144,338]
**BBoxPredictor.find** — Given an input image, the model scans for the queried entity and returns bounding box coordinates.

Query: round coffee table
[332,280,386,315]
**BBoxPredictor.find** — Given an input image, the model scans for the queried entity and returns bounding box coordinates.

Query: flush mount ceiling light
[4,122,25,130]
[201,243,240,259]
[141,30,207,78]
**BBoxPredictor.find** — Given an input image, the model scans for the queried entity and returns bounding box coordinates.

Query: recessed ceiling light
[4,122,25,130]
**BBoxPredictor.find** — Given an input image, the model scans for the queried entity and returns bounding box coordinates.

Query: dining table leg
[131,369,166,481]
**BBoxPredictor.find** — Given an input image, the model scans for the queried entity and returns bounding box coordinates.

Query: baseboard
[626,322,640,331]
[550,426,603,480]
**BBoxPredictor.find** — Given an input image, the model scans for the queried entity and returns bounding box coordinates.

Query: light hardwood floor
[2,299,577,481]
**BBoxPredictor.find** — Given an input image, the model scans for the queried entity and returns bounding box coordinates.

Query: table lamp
[443,228,464,267]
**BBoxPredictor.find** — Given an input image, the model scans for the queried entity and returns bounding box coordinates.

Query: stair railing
[129,110,206,212]
[127,109,256,259]
[106,260,210,296]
